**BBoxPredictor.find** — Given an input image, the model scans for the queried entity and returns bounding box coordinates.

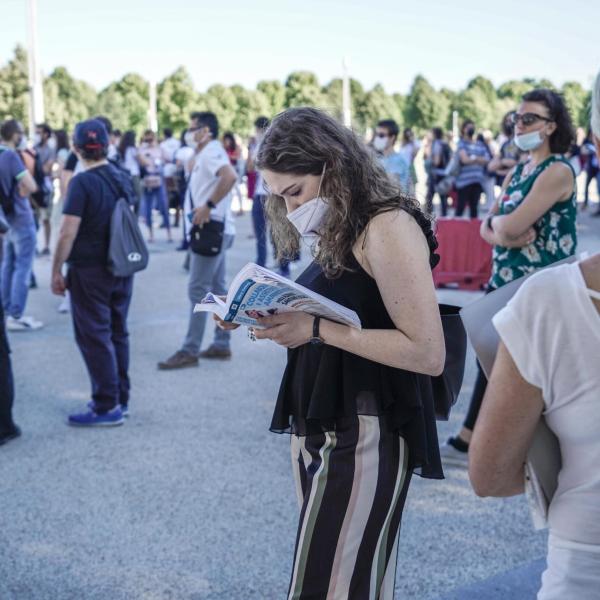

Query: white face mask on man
[184,131,196,148]
[373,135,388,152]
[286,165,328,241]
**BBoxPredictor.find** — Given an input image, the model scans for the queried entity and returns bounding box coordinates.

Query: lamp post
[26,0,45,138]
[148,80,158,133]
[342,57,352,128]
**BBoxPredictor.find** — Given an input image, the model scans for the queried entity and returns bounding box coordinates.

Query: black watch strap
[313,316,321,339]
[206,200,216,209]
[310,317,324,346]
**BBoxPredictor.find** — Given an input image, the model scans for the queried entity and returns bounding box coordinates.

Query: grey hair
[592,71,600,139]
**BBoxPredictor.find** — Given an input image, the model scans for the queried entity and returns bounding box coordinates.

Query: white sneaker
[6,315,44,331]
[439,440,469,468]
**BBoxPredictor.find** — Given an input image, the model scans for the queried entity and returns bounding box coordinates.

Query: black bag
[29,150,51,209]
[91,168,149,277]
[431,304,467,420]
[0,148,16,217]
[188,187,224,257]
[189,220,225,256]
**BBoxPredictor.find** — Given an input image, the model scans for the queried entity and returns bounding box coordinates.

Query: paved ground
[1,206,599,600]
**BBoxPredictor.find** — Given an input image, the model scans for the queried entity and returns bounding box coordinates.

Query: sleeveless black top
[270,211,444,479]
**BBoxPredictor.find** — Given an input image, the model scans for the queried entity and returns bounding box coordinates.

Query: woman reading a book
[216,107,445,599]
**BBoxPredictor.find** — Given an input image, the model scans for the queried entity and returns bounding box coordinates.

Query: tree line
[0,45,592,138]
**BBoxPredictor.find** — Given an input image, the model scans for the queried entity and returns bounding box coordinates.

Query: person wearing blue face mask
[441,88,578,467]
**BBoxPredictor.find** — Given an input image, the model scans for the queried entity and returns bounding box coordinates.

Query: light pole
[26,0,45,138]
[148,80,158,133]
[342,57,352,128]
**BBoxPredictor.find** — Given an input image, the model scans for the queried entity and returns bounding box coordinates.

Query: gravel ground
[1,209,598,600]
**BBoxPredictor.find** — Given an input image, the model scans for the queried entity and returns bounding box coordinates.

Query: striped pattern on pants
[288,415,412,600]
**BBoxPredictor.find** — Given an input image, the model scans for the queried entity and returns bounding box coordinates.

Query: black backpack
[28,150,51,208]
[0,148,16,215]
[90,167,149,277]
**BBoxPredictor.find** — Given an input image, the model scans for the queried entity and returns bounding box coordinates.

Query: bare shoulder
[538,159,574,186]
[364,209,426,243]
[357,209,430,275]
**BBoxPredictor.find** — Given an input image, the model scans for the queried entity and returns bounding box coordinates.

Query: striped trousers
[288,415,412,600]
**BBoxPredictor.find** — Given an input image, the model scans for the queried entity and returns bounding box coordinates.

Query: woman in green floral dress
[441,88,577,466]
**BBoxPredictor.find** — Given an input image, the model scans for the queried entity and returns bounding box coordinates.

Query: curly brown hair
[256,107,437,278]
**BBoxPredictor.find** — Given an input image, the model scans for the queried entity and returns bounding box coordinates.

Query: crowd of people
[0,74,599,599]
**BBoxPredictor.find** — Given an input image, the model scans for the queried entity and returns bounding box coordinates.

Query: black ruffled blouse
[270,209,444,479]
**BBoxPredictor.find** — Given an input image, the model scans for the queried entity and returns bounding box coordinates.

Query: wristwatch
[486,215,495,231]
[309,316,325,346]
[206,200,217,209]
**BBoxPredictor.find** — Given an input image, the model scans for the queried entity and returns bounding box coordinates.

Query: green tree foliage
[561,81,589,129]
[256,80,286,117]
[322,78,366,129]
[200,84,239,133]
[404,75,450,131]
[43,67,96,131]
[0,45,30,127]
[356,84,403,133]
[0,46,594,139]
[497,80,532,101]
[96,73,149,133]
[157,67,199,133]
[285,71,326,108]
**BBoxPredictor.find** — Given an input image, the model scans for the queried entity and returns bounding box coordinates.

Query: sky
[1,0,599,94]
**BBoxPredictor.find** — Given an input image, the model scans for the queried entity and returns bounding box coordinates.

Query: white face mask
[17,137,27,151]
[514,130,544,152]
[373,136,388,152]
[286,165,328,240]
[33,133,42,146]
[184,131,196,148]
[47,137,57,151]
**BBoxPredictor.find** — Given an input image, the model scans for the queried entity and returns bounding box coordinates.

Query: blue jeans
[182,234,234,355]
[1,225,37,319]
[252,195,267,267]
[142,185,170,230]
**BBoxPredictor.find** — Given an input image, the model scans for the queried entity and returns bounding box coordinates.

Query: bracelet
[486,215,495,232]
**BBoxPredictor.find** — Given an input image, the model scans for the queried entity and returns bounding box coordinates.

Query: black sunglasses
[511,112,553,127]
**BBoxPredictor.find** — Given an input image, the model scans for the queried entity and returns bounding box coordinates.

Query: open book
[194,262,361,329]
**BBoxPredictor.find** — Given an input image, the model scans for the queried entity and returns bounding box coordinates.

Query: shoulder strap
[89,166,126,201]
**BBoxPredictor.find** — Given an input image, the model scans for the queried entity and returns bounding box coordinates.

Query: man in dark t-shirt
[51,119,135,428]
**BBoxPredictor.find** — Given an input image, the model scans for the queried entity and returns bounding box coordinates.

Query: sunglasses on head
[511,112,553,127]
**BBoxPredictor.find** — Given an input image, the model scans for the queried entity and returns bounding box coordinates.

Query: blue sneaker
[87,402,129,418]
[68,406,124,427]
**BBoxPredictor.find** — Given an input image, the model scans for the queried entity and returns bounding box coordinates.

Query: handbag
[188,187,225,257]
[189,220,225,256]
[431,304,467,420]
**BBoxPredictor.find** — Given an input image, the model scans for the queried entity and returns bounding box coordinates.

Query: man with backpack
[51,119,140,427]
[428,127,452,216]
[0,120,42,331]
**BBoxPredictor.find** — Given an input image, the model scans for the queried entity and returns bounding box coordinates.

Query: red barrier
[433,218,492,290]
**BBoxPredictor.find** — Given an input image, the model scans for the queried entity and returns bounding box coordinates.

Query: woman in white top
[469,68,600,600]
